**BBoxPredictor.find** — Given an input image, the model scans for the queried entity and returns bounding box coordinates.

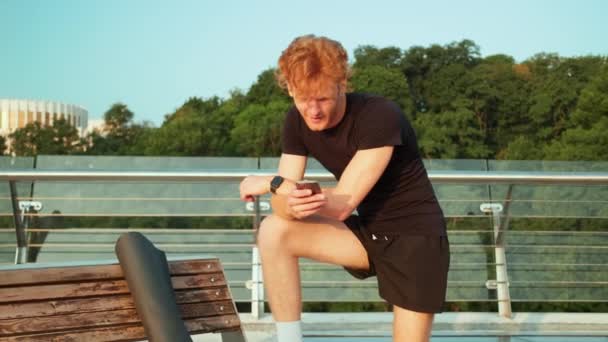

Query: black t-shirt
[282,93,445,235]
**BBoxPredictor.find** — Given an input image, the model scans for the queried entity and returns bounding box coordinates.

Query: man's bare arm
[318,146,394,221]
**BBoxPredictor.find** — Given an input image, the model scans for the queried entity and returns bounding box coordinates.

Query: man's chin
[308,125,325,132]
[305,122,326,131]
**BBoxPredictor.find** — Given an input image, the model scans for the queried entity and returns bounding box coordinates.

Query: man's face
[290,79,346,131]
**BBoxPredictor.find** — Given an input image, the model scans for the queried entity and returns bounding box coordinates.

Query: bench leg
[221,329,247,342]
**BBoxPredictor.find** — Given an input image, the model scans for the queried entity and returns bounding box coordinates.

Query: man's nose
[307,100,321,113]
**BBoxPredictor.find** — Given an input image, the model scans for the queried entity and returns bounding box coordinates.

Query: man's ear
[287,84,294,97]
[338,80,347,95]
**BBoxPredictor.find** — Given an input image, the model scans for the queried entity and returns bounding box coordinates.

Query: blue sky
[1,0,606,126]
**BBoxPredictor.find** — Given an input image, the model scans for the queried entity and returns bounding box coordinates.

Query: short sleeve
[356,99,405,150]
[281,108,308,156]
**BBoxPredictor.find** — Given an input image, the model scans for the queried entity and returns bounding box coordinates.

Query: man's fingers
[287,192,325,204]
[291,189,315,197]
[291,200,325,213]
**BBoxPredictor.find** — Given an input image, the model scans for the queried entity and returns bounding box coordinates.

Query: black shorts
[343,215,450,313]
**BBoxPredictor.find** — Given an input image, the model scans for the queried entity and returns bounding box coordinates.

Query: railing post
[251,196,264,318]
[9,181,27,264]
[481,201,512,318]
[251,246,264,319]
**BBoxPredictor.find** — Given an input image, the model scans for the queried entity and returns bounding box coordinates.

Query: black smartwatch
[270,175,284,194]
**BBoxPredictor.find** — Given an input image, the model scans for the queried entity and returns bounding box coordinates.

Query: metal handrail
[0,169,607,184]
[2,169,607,319]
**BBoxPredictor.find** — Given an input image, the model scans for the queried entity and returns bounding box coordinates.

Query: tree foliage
[5,40,607,161]
[10,118,81,156]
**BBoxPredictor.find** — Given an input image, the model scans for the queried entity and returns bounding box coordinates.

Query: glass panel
[424,159,488,171]
[489,160,608,172]
[489,160,608,218]
[426,159,491,218]
[260,157,329,172]
[490,184,608,218]
[31,156,260,216]
[0,157,36,264]
[506,230,608,302]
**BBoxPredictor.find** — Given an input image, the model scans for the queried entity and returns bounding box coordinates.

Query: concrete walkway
[192,312,608,341]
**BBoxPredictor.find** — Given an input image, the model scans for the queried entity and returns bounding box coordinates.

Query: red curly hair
[276,35,351,96]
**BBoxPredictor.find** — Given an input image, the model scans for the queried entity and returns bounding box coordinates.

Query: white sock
[276,320,302,342]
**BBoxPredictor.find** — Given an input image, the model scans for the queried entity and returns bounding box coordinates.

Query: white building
[0,99,88,137]
[86,118,106,135]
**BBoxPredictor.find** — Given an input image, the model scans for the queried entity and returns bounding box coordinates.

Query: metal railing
[1,169,607,319]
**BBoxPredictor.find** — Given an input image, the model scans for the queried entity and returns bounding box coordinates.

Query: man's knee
[257,214,292,252]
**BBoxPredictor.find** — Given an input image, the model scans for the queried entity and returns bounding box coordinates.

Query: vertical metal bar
[251,246,263,319]
[491,203,512,318]
[9,181,27,264]
[251,196,264,318]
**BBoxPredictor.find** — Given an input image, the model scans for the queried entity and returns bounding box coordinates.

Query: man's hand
[239,175,271,201]
[285,189,327,219]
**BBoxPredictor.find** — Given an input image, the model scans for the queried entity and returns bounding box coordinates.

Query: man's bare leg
[256,214,369,321]
[393,305,434,342]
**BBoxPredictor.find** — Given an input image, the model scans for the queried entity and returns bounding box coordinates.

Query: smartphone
[295,180,322,194]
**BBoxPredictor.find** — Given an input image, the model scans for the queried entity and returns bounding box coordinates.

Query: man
[239,35,449,342]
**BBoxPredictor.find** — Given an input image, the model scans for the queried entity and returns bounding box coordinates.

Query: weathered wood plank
[5,315,241,341]
[0,279,129,304]
[0,273,226,303]
[0,288,232,320]
[0,294,134,320]
[0,308,140,336]
[168,259,223,275]
[174,287,233,304]
[0,259,221,287]
[0,301,236,336]
[186,314,242,334]
[4,324,145,342]
[179,300,236,318]
[172,273,227,289]
[0,264,124,287]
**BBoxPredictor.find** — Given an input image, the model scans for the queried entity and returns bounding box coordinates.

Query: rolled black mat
[115,232,192,342]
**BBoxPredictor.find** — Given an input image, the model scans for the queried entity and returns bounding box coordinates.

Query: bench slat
[0,259,222,287]
[0,273,226,303]
[5,323,145,342]
[0,288,233,320]
[1,308,141,336]
[0,301,236,336]
[5,315,242,342]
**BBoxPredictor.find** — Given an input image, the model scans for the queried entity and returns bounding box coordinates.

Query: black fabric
[343,215,450,313]
[282,93,445,235]
[115,232,192,342]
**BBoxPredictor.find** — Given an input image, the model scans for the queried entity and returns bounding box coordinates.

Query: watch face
[271,176,284,193]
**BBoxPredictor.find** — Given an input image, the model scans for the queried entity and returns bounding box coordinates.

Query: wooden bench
[0,257,246,341]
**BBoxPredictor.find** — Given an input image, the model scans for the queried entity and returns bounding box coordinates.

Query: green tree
[466,54,532,155]
[143,114,207,156]
[414,105,492,159]
[231,100,291,156]
[86,103,149,155]
[544,65,608,160]
[143,94,244,156]
[163,96,221,123]
[401,40,481,113]
[0,135,7,155]
[501,136,545,160]
[525,55,604,141]
[10,118,80,156]
[245,69,290,105]
[353,45,403,69]
[350,65,415,118]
